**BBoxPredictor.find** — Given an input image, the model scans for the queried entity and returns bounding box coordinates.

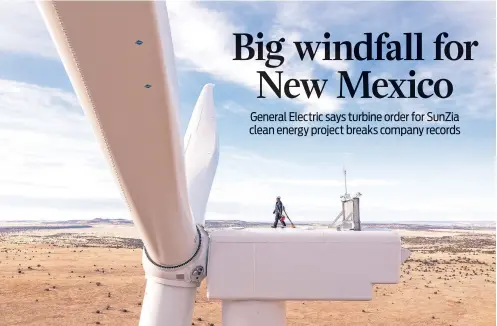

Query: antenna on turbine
[343,167,347,193]
[340,167,351,202]
[335,168,361,231]
[343,167,349,198]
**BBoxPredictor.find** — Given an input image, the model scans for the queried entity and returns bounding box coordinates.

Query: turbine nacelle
[208,229,407,301]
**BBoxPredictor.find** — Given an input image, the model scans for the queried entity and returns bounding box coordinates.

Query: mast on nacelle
[335,168,362,231]
[344,168,348,195]
[340,167,351,202]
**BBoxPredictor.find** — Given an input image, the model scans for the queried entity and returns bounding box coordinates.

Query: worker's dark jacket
[273,201,283,216]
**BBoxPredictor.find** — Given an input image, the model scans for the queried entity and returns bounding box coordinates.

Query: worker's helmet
[276,196,281,199]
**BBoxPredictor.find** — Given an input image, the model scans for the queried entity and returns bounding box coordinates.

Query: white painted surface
[401,247,411,263]
[139,279,196,326]
[36,1,198,267]
[223,300,286,326]
[184,84,219,226]
[141,225,210,288]
[207,229,403,300]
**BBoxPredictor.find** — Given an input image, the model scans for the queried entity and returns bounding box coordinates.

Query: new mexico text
[256,70,452,99]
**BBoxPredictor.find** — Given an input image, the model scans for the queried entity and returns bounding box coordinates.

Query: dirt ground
[0,227,495,326]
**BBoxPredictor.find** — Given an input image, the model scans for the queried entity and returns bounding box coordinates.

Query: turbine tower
[36,2,410,325]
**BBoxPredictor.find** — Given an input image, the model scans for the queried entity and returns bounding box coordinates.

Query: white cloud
[207,145,495,222]
[0,78,494,222]
[167,1,341,113]
[0,79,127,220]
[0,2,56,59]
[0,78,396,221]
[267,178,397,187]
[0,2,494,222]
[0,78,394,221]
[222,101,249,115]
[0,1,493,118]
[208,146,398,221]
[271,2,352,73]
[266,1,496,119]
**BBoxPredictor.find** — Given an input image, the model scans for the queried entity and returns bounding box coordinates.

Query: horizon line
[1,217,495,225]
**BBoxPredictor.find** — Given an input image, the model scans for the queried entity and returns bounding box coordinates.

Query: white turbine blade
[36,1,197,267]
[184,84,219,226]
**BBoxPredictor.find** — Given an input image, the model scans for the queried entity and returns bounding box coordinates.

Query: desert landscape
[0,220,495,326]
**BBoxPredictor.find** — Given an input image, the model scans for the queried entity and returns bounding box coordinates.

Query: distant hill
[0,225,91,233]
[0,218,493,232]
[41,218,134,226]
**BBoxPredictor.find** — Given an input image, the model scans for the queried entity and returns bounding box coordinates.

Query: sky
[0,1,495,223]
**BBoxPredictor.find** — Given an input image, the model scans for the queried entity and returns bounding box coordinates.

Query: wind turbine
[37,2,410,325]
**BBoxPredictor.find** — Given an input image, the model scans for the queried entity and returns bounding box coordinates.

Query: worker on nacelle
[271,196,286,228]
